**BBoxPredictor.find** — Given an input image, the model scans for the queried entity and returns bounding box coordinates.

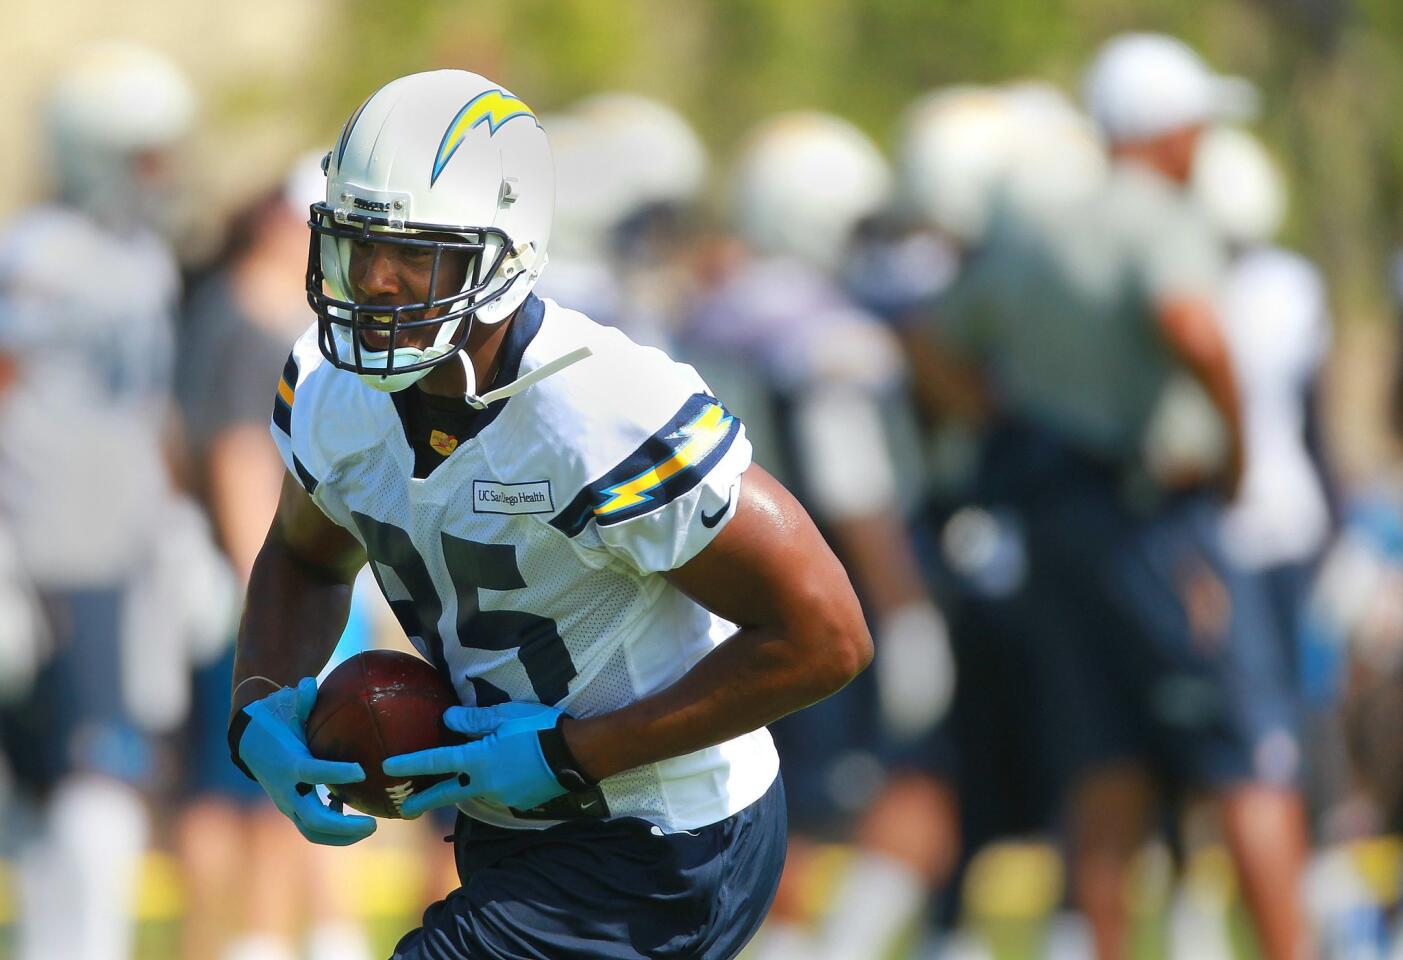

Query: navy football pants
[392,777,786,960]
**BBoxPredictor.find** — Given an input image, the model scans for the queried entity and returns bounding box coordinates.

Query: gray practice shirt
[936,162,1227,461]
[178,272,302,463]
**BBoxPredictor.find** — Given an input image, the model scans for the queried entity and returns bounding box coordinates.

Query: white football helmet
[45,42,196,229]
[896,86,1017,243]
[730,112,891,272]
[309,70,553,393]
[1192,125,1285,246]
[897,84,1105,244]
[552,93,706,259]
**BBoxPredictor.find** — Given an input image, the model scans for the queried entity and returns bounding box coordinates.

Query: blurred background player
[815,82,1108,960]
[535,93,707,351]
[891,32,1310,959]
[1080,38,1310,960]
[1287,240,1403,960]
[0,42,233,960]
[177,154,374,960]
[676,110,954,960]
[1174,125,1338,956]
[1190,124,1335,722]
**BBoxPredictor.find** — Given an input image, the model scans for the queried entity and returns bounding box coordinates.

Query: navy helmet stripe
[292,455,318,495]
[335,94,373,168]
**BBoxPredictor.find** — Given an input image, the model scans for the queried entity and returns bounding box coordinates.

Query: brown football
[305,650,466,819]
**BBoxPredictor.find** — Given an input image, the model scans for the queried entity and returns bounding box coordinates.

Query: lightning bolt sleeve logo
[547,394,745,538]
[593,404,734,517]
[432,89,539,186]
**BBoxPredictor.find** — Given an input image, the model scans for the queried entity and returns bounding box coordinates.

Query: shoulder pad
[269,324,389,494]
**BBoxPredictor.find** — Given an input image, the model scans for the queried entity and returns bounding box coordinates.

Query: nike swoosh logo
[700,488,733,528]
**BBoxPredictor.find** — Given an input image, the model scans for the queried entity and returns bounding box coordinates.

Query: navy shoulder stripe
[292,454,318,495]
[272,352,298,436]
[549,393,741,538]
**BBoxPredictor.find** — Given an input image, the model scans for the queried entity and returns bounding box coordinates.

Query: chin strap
[463,346,594,411]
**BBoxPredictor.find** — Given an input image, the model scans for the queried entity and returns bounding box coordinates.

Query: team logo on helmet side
[431,89,539,186]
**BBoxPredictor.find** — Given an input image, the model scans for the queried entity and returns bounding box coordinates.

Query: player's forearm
[901,329,993,423]
[562,618,871,782]
[1177,348,1245,492]
[829,513,930,617]
[208,425,286,584]
[0,352,16,398]
[230,535,355,718]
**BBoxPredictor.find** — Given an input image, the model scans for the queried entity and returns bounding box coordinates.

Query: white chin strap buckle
[463,346,594,410]
[499,242,537,281]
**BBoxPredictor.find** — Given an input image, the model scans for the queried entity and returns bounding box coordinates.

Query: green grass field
[0,835,1396,958]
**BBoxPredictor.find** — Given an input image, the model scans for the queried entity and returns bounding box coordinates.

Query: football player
[1183,125,1336,957]
[893,35,1309,960]
[1191,125,1333,678]
[681,111,952,960]
[816,83,1105,960]
[180,155,375,960]
[227,69,871,960]
[0,42,198,960]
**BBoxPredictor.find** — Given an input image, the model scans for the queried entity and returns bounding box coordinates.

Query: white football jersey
[271,295,778,832]
[1219,246,1331,569]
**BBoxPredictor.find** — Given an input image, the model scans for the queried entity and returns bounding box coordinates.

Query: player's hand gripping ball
[305,650,468,818]
[383,701,572,817]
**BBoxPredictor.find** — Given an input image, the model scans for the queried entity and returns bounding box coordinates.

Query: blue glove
[382,702,576,818]
[231,677,377,846]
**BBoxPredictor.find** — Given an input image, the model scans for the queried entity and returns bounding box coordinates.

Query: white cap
[1082,33,1257,144]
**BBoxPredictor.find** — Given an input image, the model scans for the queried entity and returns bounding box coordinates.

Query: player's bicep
[269,470,366,584]
[664,464,863,640]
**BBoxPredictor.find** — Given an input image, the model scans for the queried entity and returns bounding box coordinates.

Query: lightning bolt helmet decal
[431,89,540,186]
